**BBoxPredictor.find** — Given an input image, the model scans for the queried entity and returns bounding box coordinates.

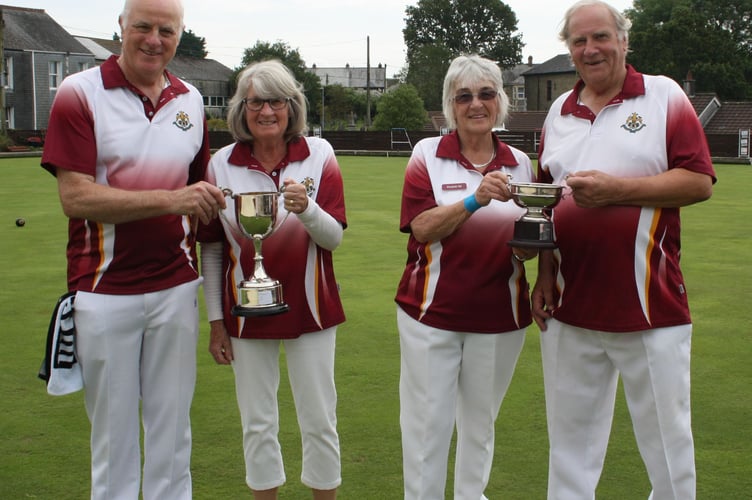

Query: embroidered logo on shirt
[301,177,316,196]
[621,112,646,133]
[173,111,194,131]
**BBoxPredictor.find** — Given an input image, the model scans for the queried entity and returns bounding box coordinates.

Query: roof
[503,62,538,86]
[77,37,123,59]
[427,111,447,131]
[687,92,717,116]
[75,37,113,60]
[75,37,233,81]
[2,5,90,54]
[167,56,234,81]
[505,111,547,131]
[523,54,575,76]
[703,101,752,135]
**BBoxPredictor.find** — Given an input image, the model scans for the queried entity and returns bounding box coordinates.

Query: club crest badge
[173,111,194,131]
[301,177,316,196]
[621,112,646,133]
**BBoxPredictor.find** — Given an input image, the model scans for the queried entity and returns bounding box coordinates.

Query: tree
[627,0,752,99]
[403,0,524,109]
[321,84,374,130]
[371,84,428,131]
[405,43,453,111]
[238,41,322,124]
[176,29,208,58]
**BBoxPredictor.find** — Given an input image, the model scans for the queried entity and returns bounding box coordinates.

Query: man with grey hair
[41,0,225,498]
[532,1,715,499]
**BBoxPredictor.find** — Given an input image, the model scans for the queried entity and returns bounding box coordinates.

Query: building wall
[195,78,231,118]
[525,73,578,112]
[5,49,94,130]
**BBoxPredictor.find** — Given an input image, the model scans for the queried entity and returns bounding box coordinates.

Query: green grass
[1,157,750,499]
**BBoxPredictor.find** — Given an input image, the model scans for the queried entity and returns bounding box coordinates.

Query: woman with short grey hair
[396,54,536,499]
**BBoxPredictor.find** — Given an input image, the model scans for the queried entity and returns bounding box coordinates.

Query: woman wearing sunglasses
[198,60,346,500]
[395,54,536,499]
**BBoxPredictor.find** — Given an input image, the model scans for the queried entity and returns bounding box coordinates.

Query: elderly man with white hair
[41,0,225,498]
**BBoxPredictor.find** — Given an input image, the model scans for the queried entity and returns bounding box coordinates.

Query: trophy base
[233,279,290,317]
[508,219,557,249]
[232,303,290,317]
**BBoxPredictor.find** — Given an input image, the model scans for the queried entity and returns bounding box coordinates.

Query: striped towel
[38,292,83,396]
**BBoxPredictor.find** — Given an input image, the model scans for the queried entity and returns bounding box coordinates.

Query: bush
[206,118,228,131]
[0,133,12,151]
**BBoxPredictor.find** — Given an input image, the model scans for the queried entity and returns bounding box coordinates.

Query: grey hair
[120,0,185,42]
[442,54,509,130]
[559,0,631,45]
[227,60,308,144]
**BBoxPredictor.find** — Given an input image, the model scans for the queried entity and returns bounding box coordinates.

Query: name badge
[442,183,467,191]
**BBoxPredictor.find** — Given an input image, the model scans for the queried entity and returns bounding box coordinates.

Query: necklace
[471,149,496,169]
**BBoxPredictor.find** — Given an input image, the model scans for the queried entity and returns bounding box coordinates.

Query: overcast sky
[5,0,634,77]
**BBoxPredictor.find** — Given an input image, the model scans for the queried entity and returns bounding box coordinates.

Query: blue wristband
[463,194,482,213]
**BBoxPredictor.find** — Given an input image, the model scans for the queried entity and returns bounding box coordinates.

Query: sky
[5,0,634,77]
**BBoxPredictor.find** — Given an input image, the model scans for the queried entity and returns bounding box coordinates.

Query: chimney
[683,70,695,97]
[528,56,533,66]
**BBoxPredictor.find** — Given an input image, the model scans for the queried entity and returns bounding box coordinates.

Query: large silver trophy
[221,188,290,316]
[508,182,564,248]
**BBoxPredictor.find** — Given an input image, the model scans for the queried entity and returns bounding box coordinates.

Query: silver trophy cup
[508,182,564,248]
[221,188,290,316]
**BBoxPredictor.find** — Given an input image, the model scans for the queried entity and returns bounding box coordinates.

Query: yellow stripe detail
[643,208,662,321]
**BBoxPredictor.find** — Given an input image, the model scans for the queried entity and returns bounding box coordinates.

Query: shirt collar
[100,55,189,96]
[436,130,520,171]
[561,64,645,116]
[227,136,310,171]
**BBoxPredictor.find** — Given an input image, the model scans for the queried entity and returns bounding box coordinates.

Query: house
[76,37,235,119]
[689,91,752,159]
[1,6,95,130]
[0,4,236,137]
[308,64,387,92]
[522,54,577,112]
[502,56,539,112]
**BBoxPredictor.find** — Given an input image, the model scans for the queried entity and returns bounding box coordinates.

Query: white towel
[38,292,83,396]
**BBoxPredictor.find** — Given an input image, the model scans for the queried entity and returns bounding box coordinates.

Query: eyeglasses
[242,97,290,111]
[453,89,498,105]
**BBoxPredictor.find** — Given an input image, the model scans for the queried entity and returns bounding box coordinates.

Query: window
[78,62,90,73]
[546,80,553,101]
[515,85,525,100]
[3,57,13,90]
[49,61,63,89]
[202,96,227,107]
[5,107,14,129]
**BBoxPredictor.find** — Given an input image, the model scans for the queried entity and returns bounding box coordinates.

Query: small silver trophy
[508,182,564,248]
[221,188,290,316]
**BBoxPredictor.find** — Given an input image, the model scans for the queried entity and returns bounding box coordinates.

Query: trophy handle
[219,186,291,237]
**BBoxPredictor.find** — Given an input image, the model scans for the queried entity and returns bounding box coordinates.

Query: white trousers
[397,307,525,500]
[75,279,200,500]
[230,328,341,491]
[541,319,695,500]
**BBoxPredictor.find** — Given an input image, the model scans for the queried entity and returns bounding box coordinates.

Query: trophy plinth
[222,188,290,317]
[508,182,563,249]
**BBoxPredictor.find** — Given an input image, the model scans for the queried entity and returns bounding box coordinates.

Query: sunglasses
[453,89,498,105]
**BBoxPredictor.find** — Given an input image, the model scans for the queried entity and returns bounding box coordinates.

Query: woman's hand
[209,320,234,364]
[531,250,558,330]
[282,178,309,214]
[474,171,513,205]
